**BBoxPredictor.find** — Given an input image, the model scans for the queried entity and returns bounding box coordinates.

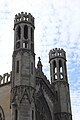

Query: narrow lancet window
[32,110,34,120]
[53,61,57,73]
[16,61,19,73]
[17,26,21,40]
[31,62,33,74]
[53,60,57,80]
[15,109,18,120]
[24,25,28,39]
[59,60,62,73]
[59,60,63,80]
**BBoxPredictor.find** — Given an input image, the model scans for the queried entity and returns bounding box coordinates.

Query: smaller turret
[49,48,72,120]
[49,48,67,83]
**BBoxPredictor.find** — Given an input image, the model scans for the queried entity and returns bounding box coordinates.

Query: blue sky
[0,0,80,119]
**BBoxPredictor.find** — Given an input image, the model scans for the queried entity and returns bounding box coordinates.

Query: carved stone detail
[55,112,72,120]
[11,85,35,106]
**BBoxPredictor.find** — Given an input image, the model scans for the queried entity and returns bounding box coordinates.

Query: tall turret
[49,48,72,120]
[11,12,35,120]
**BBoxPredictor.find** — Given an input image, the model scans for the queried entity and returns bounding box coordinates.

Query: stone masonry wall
[0,83,11,120]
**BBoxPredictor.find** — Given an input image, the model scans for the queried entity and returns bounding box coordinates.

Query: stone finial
[38,57,41,61]
[37,57,43,72]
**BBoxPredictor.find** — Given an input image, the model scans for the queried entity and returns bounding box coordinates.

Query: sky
[0,0,80,119]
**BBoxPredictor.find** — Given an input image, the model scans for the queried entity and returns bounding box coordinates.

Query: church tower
[49,48,72,120]
[11,12,35,120]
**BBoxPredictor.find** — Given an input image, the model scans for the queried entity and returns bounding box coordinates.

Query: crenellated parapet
[49,48,66,62]
[0,72,11,86]
[14,12,35,28]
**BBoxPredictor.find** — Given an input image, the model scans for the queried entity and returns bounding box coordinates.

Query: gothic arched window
[16,26,21,40]
[0,106,5,120]
[53,60,57,80]
[59,60,63,80]
[59,60,62,73]
[53,60,57,73]
[15,109,18,120]
[24,25,28,39]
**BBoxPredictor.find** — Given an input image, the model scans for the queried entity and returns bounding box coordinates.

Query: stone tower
[11,12,35,120]
[49,48,72,120]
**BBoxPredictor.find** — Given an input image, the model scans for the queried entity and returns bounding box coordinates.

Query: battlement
[0,72,11,86]
[49,48,66,61]
[14,12,34,27]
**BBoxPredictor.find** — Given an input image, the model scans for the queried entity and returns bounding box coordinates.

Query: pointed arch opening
[32,110,34,120]
[59,60,62,73]
[16,60,19,73]
[16,26,21,40]
[53,60,57,73]
[24,25,28,39]
[53,60,57,80]
[15,109,18,120]
[59,60,63,80]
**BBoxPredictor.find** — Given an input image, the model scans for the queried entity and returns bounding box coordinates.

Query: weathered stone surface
[0,83,11,120]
